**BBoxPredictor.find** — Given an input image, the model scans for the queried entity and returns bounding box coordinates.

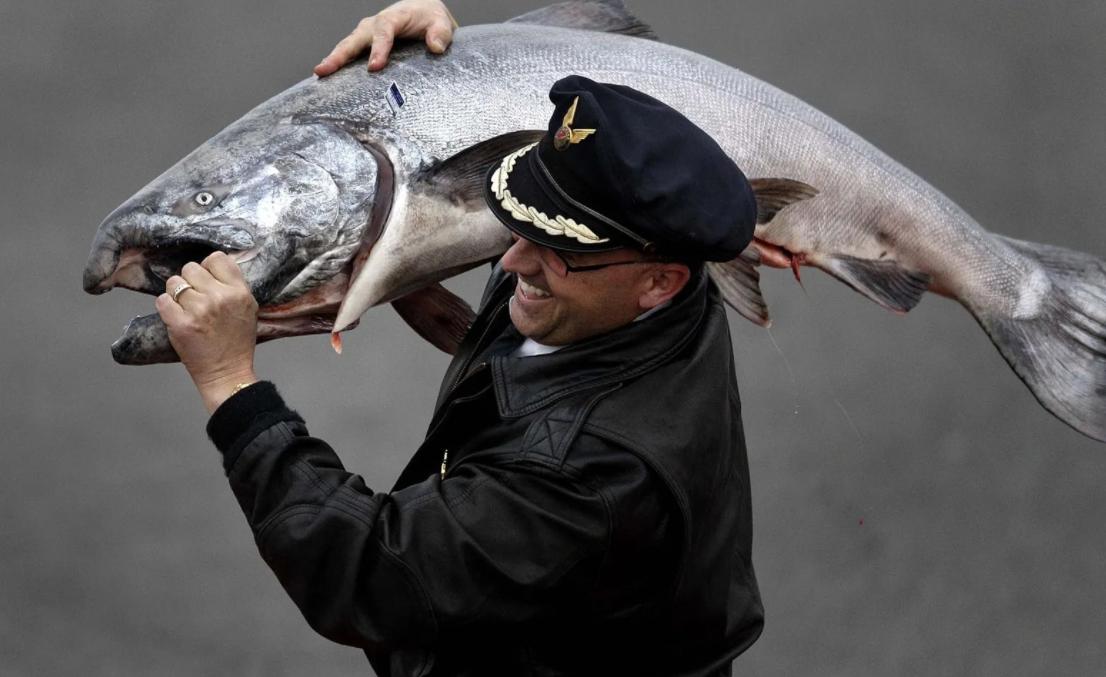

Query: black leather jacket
[207,266,762,676]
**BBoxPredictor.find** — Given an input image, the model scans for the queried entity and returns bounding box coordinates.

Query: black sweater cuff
[206,381,303,470]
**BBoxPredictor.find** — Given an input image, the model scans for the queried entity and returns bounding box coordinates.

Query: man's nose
[501,236,542,276]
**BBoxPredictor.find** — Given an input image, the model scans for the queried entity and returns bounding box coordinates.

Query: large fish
[82,1,1106,443]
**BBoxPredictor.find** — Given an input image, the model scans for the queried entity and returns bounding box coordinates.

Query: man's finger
[180,261,218,292]
[368,21,397,71]
[203,251,246,286]
[156,293,188,326]
[425,17,453,54]
[165,274,203,305]
[314,27,373,77]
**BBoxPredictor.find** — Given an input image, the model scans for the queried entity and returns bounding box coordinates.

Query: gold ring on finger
[171,283,194,303]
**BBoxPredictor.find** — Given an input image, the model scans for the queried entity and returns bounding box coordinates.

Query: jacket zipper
[433,295,510,481]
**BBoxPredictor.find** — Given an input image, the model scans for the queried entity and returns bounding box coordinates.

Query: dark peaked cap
[485,75,757,262]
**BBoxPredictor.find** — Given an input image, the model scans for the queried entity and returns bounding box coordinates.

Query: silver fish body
[82,6,1106,441]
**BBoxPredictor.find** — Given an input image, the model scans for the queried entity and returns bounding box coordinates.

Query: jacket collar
[489,267,712,418]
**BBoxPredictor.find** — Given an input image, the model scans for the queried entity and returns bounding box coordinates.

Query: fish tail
[974,235,1106,442]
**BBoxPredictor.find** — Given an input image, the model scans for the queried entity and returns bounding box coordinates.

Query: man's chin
[508,297,553,343]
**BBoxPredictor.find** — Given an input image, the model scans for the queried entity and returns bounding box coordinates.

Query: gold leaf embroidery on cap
[490,143,609,244]
[553,96,597,151]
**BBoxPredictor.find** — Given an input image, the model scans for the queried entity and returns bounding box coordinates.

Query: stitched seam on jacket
[581,421,692,611]
[372,538,440,644]
[443,474,495,510]
[401,484,451,511]
[555,384,622,468]
[449,465,601,601]
[448,451,587,482]
[223,413,305,474]
[323,498,378,529]
[290,458,335,498]
[257,504,320,541]
[580,422,690,516]
[230,421,297,481]
[330,484,386,524]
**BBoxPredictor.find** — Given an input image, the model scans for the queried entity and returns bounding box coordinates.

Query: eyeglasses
[509,233,665,277]
[549,249,658,275]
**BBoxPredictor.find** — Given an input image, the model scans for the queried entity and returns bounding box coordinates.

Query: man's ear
[638,263,691,311]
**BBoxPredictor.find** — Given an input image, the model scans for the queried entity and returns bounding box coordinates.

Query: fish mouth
[87,240,247,297]
[89,239,355,366]
[83,237,260,365]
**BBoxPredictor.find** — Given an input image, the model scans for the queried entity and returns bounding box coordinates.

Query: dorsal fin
[419,130,545,204]
[506,1,658,40]
[749,178,819,224]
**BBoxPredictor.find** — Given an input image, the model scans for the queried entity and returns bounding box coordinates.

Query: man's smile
[517,277,552,301]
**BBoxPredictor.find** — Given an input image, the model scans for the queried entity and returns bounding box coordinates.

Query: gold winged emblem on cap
[552,96,597,151]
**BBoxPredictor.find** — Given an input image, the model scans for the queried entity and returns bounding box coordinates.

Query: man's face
[500,234,667,345]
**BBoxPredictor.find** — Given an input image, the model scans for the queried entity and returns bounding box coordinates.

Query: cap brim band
[484,143,629,253]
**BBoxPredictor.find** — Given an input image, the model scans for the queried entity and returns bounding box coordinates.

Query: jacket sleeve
[206,381,610,652]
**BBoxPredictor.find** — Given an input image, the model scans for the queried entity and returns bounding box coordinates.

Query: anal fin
[820,255,931,313]
[392,283,476,355]
[708,247,771,326]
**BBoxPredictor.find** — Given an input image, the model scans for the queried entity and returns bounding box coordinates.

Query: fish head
[83,111,387,364]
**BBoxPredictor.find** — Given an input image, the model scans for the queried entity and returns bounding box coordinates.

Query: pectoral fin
[819,255,931,313]
[391,283,476,355]
[419,130,545,205]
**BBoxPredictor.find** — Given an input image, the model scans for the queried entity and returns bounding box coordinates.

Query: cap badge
[553,96,597,151]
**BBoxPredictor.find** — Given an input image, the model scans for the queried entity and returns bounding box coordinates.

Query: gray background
[2,0,1104,675]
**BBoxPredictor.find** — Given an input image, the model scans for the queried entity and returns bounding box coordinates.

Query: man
[156,2,763,674]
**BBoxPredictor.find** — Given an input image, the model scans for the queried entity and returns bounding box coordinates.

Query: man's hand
[314,0,457,76]
[156,252,259,415]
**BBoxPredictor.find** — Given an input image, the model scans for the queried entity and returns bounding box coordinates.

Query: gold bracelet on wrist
[231,382,256,397]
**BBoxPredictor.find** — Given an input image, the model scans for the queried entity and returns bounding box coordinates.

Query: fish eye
[194,191,215,207]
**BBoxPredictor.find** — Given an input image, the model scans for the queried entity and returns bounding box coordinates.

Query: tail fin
[976,235,1106,442]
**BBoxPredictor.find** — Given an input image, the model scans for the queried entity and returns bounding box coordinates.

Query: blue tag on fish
[386,81,405,116]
